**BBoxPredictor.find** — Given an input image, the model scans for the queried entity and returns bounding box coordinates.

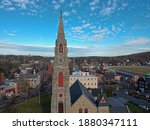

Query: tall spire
[51,11,70,113]
[57,11,65,39]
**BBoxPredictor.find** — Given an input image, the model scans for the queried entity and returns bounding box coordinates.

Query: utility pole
[39,84,41,104]
[25,86,28,103]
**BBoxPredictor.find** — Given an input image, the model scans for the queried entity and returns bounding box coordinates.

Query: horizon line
[0,51,149,58]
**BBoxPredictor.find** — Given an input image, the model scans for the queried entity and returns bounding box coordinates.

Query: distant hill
[73,52,150,66]
[0,51,150,66]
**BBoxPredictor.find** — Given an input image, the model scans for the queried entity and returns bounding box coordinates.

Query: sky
[0,0,150,57]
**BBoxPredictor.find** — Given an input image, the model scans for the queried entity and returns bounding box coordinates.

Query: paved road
[117,91,150,110]
[108,97,128,107]
[108,97,128,113]
[0,98,11,108]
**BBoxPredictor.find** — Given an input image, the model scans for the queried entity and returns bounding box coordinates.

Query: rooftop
[70,80,96,106]
[116,70,141,77]
[0,85,14,89]
[70,75,96,78]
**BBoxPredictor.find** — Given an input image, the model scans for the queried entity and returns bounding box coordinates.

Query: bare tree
[19,76,30,102]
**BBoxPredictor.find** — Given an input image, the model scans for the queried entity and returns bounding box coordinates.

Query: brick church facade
[51,11,109,113]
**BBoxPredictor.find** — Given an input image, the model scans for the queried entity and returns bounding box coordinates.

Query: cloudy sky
[0,0,150,57]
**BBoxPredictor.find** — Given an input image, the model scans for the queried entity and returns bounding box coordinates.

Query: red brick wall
[48,64,52,75]
[0,73,4,85]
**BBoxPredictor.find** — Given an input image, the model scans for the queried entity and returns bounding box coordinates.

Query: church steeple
[51,11,71,113]
[57,11,65,40]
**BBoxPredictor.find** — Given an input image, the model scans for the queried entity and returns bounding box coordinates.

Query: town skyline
[0,0,150,57]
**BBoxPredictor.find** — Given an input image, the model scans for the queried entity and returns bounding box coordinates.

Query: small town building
[115,70,140,86]
[69,71,98,89]
[0,85,16,96]
[20,74,41,88]
[137,76,150,94]
[69,80,109,113]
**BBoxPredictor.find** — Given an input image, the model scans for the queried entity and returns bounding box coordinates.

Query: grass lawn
[111,66,150,75]
[127,103,149,113]
[3,93,51,113]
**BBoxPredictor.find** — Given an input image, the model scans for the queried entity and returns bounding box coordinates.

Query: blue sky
[0,0,150,57]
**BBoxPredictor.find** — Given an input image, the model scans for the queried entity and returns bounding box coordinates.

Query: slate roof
[145,76,150,83]
[70,80,96,106]
[87,88,100,97]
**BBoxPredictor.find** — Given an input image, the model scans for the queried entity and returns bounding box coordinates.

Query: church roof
[70,80,96,106]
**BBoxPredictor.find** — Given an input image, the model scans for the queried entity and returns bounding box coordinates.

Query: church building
[51,11,109,113]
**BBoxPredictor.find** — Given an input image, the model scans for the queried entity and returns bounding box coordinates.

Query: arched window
[79,108,82,113]
[59,43,63,53]
[84,108,88,113]
[58,102,63,113]
[58,72,63,87]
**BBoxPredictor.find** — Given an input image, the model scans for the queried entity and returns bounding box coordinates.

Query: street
[117,91,150,110]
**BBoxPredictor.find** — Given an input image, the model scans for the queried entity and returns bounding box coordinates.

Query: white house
[69,71,98,89]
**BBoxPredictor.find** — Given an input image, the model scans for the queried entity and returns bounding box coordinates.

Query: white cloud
[82,23,91,28]
[101,6,115,16]
[0,42,92,57]
[52,0,67,10]
[71,23,91,33]
[52,0,57,4]
[92,27,110,34]
[59,0,65,3]
[82,20,86,23]
[6,7,15,11]
[131,24,150,30]
[118,2,128,11]
[89,0,100,11]
[89,26,96,29]
[107,0,111,6]
[69,2,73,7]
[100,0,128,16]
[110,37,150,56]
[89,34,104,41]
[1,0,12,6]
[63,11,69,16]
[68,45,88,49]
[71,26,83,33]
[88,27,110,42]
[12,0,29,9]
[0,42,54,56]
[72,9,77,14]
[0,38,149,57]
[75,0,80,4]
[70,24,112,43]
[7,33,16,36]
[126,37,150,46]
[54,4,60,10]
[89,0,99,6]
[0,0,46,15]
[64,19,68,24]
[111,25,122,33]
[70,26,110,42]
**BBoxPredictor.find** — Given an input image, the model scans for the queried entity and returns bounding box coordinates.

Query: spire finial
[60,10,62,16]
